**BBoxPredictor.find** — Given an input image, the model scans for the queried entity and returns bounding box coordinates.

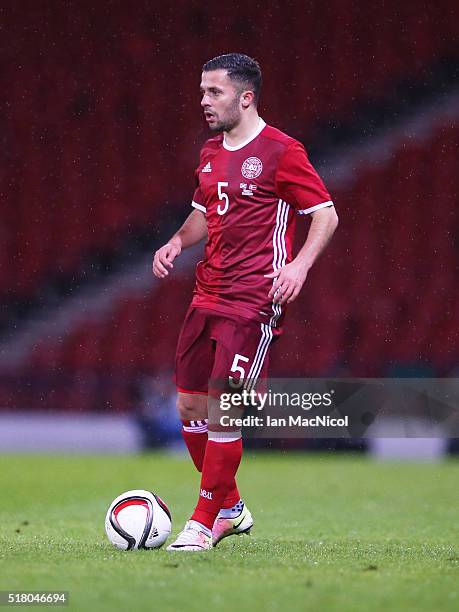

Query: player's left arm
[266,205,338,305]
[269,140,338,305]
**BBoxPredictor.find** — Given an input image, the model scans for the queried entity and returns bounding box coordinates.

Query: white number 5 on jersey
[217,181,229,215]
[229,353,250,388]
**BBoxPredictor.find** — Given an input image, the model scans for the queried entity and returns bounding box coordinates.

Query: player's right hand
[152,242,181,278]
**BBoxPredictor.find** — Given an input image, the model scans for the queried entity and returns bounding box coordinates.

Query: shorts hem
[176,386,208,395]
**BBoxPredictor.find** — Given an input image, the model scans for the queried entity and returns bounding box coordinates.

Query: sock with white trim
[190,433,243,530]
[181,419,208,471]
[181,419,241,508]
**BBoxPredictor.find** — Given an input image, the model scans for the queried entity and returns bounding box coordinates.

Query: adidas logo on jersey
[201,162,212,173]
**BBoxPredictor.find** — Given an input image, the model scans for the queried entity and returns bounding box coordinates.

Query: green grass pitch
[0,452,458,611]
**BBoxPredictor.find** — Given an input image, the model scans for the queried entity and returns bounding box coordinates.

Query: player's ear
[241,90,255,108]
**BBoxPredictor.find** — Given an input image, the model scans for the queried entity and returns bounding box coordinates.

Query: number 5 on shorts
[229,353,250,388]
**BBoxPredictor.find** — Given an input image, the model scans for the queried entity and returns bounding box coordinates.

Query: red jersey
[190,119,333,327]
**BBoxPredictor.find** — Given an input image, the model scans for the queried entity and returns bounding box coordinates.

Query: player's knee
[176,392,207,421]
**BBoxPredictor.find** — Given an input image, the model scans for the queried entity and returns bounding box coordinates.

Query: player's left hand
[265,262,309,305]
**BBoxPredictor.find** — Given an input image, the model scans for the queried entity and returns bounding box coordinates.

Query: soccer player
[152,53,338,551]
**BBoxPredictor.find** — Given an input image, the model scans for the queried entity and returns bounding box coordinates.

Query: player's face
[200,70,242,132]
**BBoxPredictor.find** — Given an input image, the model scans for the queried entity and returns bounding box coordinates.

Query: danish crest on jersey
[241,157,263,179]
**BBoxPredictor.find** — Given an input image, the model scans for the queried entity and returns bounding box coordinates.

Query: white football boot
[212,503,253,547]
[166,520,212,552]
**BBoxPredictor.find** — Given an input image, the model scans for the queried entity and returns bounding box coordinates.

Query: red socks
[191,437,243,529]
[181,420,207,471]
[221,478,241,509]
[181,420,240,509]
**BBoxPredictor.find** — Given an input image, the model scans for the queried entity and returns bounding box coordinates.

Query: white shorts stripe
[244,324,270,386]
[244,323,272,393]
[245,325,273,393]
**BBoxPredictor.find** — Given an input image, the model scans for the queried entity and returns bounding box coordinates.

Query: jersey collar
[223,118,266,151]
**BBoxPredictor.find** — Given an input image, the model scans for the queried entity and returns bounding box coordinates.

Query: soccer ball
[105,489,172,550]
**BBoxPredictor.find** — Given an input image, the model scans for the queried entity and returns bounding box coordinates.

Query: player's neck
[224,112,261,148]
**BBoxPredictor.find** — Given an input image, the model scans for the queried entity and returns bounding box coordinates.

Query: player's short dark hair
[202,53,262,105]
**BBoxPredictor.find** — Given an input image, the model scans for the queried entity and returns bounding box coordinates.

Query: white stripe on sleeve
[192,201,207,213]
[297,200,334,215]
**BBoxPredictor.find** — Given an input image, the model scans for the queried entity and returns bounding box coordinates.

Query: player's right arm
[152,209,207,278]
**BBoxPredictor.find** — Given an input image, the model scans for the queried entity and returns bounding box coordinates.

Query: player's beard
[209,96,241,133]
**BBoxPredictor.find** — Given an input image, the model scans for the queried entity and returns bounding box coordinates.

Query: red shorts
[175,306,280,395]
